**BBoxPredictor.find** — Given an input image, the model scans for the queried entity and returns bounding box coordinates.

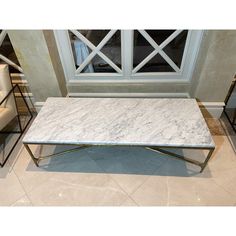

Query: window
[69,30,121,74]
[54,30,203,82]
[133,30,188,73]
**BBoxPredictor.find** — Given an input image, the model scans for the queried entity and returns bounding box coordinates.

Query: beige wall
[8,30,66,103]
[43,30,67,97]
[190,30,236,102]
[7,30,236,106]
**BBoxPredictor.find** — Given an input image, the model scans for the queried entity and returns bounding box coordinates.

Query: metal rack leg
[199,148,215,173]
[24,144,39,167]
[0,84,34,167]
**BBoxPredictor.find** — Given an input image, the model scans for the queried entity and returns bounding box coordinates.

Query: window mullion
[121,30,133,79]
[0,30,7,46]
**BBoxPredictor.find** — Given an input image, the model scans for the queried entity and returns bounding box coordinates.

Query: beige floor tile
[27,173,128,206]
[109,174,150,195]
[13,146,55,193]
[209,168,236,197]
[167,177,235,206]
[131,171,235,206]
[0,167,26,206]
[1,128,236,206]
[206,136,236,172]
[131,175,168,206]
[90,146,167,194]
[13,144,106,192]
[120,197,138,206]
[11,195,32,206]
[131,155,236,206]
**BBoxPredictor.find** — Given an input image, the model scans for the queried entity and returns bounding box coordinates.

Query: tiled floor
[1,117,236,206]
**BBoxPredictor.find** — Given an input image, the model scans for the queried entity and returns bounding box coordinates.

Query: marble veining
[23,97,215,148]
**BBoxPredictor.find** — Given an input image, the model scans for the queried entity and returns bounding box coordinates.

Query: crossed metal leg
[24,143,214,173]
[24,144,92,167]
[146,146,215,173]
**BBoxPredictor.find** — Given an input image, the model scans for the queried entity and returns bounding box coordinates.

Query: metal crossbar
[146,146,214,173]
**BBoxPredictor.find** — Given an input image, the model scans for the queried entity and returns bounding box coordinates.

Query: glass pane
[82,54,116,73]
[139,53,175,72]
[101,30,121,69]
[133,30,188,73]
[69,31,89,70]
[78,30,110,46]
[145,30,175,45]
[69,30,120,73]
[133,30,154,68]
[163,30,188,68]
[0,34,21,73]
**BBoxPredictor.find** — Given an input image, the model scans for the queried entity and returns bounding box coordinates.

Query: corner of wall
[189,30,212,98]
[43,30,68,97]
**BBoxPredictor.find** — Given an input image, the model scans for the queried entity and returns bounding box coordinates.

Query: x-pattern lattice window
[69,30,122,74]
[55,29,201,81]
[0,30,23,73]
[133,30,188,73]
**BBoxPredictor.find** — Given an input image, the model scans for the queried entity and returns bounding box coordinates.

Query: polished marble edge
[22,141,215,148]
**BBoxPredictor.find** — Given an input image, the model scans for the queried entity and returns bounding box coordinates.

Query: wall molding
[34,102,45,113]
[68,92,190,98]
[198,102,225,119]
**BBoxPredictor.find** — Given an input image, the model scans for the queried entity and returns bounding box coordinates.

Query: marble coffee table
[23,97,215,172]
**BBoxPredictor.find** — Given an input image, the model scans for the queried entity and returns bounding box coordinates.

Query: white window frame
[54,30,203,84]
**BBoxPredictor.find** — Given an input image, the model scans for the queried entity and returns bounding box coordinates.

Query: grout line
[209,168,236,200]
[4,145,31,206]
[166,176,170,206]
[8,145,24,172]
[13,161,33,206]
[133,162,168,196]
[118,160,169,206]
[112,178,140,207]
[10,193,31,206]
[212,180,236,202]
[11,144,49,206]
[120,196,139,206]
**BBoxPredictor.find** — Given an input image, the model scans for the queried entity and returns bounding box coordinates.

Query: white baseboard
[198,102,225,119]
[34,102,45,113]
[68,92,190,98]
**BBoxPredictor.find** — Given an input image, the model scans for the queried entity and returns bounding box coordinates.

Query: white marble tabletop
[23,97,215,148]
